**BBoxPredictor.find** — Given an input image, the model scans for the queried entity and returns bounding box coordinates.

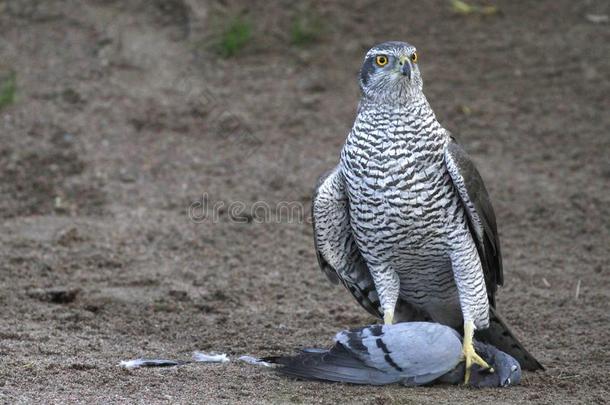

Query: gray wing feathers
[335,323,462,385]
[311,167,353,284]
[312,167,382,317]
[264,344,399,385]
[444,139,504,304]
[444,140,545,371]
[311,168,343,285]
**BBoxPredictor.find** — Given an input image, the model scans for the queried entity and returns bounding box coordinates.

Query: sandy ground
[0,0,609,403]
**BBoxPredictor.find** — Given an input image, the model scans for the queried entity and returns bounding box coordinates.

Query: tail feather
[475,307,544,371]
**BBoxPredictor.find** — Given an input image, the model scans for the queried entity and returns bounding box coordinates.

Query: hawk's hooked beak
[399,56,411,80]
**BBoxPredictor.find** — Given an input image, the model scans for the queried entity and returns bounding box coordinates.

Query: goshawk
[311,41,543,382]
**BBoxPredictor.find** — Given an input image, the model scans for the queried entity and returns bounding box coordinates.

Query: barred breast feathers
[342,99,450,179]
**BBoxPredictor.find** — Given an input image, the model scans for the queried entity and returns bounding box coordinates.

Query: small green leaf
[214,16,252,58]
[0,71,16,110]
[290,12,324,46]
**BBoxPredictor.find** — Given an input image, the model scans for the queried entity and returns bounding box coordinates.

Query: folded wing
[312,167,382,318]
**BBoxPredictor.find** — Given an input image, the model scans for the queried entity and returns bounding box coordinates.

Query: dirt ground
[0,0,608,403]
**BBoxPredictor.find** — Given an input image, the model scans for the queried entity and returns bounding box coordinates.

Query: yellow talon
[462,320,493,384]
[383,309,394,325]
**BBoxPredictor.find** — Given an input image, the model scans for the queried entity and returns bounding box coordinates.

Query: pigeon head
[469,342,522,388]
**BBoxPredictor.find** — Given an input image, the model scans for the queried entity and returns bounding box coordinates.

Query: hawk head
[359,41,423,104]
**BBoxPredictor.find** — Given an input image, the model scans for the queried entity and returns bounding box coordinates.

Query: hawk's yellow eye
[411,52,418,63]
[375,55,388,67]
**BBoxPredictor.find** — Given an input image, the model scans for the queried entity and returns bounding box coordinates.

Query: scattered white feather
[120,359,147,369]
[586,14,608,24]
[238,355,272,367]
[119,358,184,369]
[302,348,326,353]
[192,351,230,363]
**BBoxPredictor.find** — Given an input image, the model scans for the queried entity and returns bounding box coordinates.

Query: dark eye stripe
[360,56,376,87]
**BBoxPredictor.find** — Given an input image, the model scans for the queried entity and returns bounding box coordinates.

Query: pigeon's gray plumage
[311,41,542,376]
[266,322,521,387]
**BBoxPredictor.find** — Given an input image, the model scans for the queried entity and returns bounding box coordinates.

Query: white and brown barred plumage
[312,41,542,371]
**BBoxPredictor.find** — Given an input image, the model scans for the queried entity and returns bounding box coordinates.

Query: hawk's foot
[383,309,394,325]
[462,320,493,384]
